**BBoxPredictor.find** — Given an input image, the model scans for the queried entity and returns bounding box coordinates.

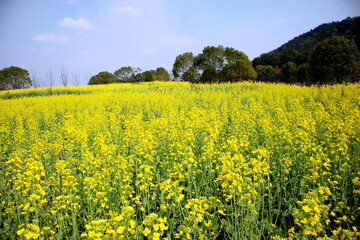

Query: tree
[309,36,359,84]
[207,47,257,82]
[194,45,257,83]
[195,45,225,72]
[88,71,117,85]
[224,47,245,65]
[222,49,257,82]
[60,66,68,86]
[129,67,142,83]
[114,66,134,83]
[296,63,309,84]
[30,66,41,88]
[172,52,194,81]
[133,70,157,83]
[0,66,31,90]
[281,61,297,83]
[47,69,54,87]
[232,58,257,81]
[255,65,279,82]
[194,45,226,83]
[155,67,170,81]
[142,70,156,82]
[253,17,360,68]
[199,67,217,83]
[0,71,3,90]
[183,67,200,83]
[72,74,80,86]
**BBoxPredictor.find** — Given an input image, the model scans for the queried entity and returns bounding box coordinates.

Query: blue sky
[0,0,359,86]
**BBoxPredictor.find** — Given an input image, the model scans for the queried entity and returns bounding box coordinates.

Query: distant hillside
[252,16,360,67]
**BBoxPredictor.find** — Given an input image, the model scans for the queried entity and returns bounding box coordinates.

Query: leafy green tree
[255,65,279,82]
[155,67,170,81]
[296,63,309,84]
[132,73,143,82]
[183,67,200,83]
[135,70,157,82]
[281,61,297,83]
[195,45,225,72]
[145,70,156,82]
[199,67,217,83]
[0,66,31,90]
[129,67,142,83]
[224,47,246,65]
[114,66,134,82]
[222,49,257,82]
[0,71,3,90]
[232,58,257,81]
[88,71,117,85]
[173,46,256,83]
[172,52,194,81]
[309,36,359,84]
[222,47,244,82]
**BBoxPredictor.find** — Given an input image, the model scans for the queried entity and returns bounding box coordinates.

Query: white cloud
[110,6,139,15]
[58,17,94,30]
[160,37,201,44]
[33,33,70,43]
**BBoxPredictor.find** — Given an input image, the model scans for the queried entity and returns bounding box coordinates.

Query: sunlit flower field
[1,81,359,239]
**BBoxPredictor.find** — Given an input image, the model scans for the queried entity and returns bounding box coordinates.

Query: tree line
[0,66,72,91]
[172,36,359,85]
[1,36,359,90]
[88,67,170,85]
[254,36,359,85]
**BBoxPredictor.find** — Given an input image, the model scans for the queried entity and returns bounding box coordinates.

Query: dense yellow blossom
[1,81,359,239]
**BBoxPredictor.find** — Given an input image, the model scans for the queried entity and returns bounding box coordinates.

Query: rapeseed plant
[0,81,359,239]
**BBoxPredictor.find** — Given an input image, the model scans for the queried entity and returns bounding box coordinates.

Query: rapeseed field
[1,81,359,239]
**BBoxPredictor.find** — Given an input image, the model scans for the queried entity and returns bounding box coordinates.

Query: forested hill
[252,16,360,67]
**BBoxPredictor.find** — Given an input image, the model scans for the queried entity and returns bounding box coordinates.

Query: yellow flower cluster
[142,213,168,239]
[1,81,359,239]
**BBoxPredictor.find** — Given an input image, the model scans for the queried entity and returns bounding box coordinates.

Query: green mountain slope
[252,16,360,67]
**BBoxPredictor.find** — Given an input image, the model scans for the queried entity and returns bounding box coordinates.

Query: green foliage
[296,63,309,84]
[172,52,194,80]
[222,47,256,82]
[177,46,257,83]
[309,36,359,84]
[0,66,31,90]
[222,55,257,82]
[88,71,117,85]
[253,17,360,67]
[114,66,134,83]
[255,65,279,82]
[281,61,297,83]
[199,67,217,83]
[142,70,156,82]
[195,45,225,72]
[0,71,3,89]
[155,67,170,81]
[183,67,200,83]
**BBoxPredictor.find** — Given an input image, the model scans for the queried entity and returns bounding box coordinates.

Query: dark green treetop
[309,36,359,84]
[0,66,31,90]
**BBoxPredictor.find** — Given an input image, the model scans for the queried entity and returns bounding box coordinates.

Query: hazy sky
[0,0,359,86]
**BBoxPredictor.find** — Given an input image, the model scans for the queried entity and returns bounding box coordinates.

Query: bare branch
[47,69,54,87]
[30,66,41,88]
[72,74,80,86]
[60,66,68,87]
